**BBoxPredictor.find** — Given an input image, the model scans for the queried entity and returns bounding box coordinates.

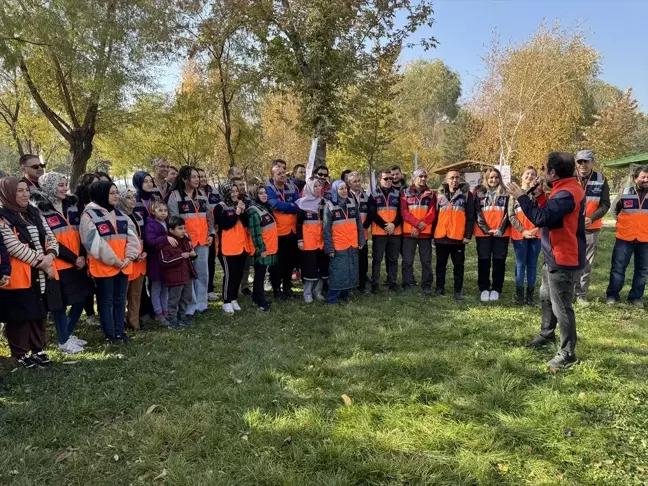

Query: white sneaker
[69,335,87,346]
[231,300,241,311]
[58,340,83,354]
[489,290,499,301]
[223,303,235,314]
[480,290,490,302]
[208,292,220,302]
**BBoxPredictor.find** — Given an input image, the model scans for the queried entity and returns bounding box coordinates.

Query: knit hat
[413,169,427,179]
[38,172,67,201]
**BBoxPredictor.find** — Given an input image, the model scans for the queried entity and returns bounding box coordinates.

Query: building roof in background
[430,160,491,175]
[601,152,648,169]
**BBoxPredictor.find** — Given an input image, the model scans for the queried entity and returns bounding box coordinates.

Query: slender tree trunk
[69,127,95,188]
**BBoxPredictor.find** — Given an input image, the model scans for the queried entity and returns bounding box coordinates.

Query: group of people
[0,149,646,371]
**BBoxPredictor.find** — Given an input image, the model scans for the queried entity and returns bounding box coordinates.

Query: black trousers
[476,237,510,292]
[138,278,154,318]
[372,235,400,288]
[6,320,47,358]
[208,239,217,294]
[402,237,433,289]
[83,294,96,317]
[218,253,247,303]
[436,243,466,293]
[358,245,369,290]
[253,262,269,306]
[270,234,298,293]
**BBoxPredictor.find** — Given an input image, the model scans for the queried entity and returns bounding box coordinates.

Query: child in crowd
[160,216,197,330]
[144,201,171,325]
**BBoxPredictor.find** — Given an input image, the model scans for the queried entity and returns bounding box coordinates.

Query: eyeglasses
[316,173,328,178]
[26,163,46,170]
[381,177,393,181]
[576,160,591,165]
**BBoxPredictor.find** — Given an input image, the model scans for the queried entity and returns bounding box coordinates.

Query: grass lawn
[1,228,647,485]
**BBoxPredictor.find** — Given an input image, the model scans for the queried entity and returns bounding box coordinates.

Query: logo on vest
[98,223,112,235]
[182,204,191,212]
[334,211,341,218]
[46,216,60,227]
[624,200,634,208]
[590,187,602,194]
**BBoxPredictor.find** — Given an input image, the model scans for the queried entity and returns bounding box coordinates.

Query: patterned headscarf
[296,178,322,213]
[116,188,134,215]
[38,172,67,201]
[218,180,235,207]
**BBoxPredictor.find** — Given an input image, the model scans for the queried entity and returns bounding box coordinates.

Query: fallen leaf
[127,430,135,437]
[341,394,352,406]
[138,472,153,481]
[9,470,18,475]
[63,361,80,365]
[154,469,168,481]
[624,451,635,457]
[235,379,242,384]
[240,435,249,441]
[113,454,119,461]
[145,404,160,415]
[55,451,73,463]
[497,463,509,472]
[637,466,645,473]
[316,387,324,393]
[578,392,586,399]
[283,436,292,445]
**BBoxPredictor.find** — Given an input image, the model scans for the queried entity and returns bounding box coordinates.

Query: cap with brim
[575,150,594,162]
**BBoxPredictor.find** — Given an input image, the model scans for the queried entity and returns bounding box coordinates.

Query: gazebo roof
[601,152,648,169]
[430,160,491,175]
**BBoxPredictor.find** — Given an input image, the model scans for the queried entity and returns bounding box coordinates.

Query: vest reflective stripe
[301,210,323,251]
[474,193,510,237]
[0,226,58,290]
[371,189,402,236]
[510,202,540,241]
[171,190,209,246]
[403,191,434,235]
[85,208,133,278]
[616,186,648,242]
[248,205,279,256]
[584,172,605,230]
[327,200,358,251]
[42,207,81,271]
[129,213,146,281]
[434,193,467,241]
[269,182,299,236]
[353,191,370,241]
[219,204,249,256]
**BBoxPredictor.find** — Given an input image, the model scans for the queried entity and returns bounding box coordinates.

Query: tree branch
[0,36,52,47]
[51,53,80,128]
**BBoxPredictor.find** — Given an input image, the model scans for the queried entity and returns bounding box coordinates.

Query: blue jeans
[52,303,85,344]
[188,244,209,315]
[327,289,349,304]
[95,273,129,339]
[606,239,648,302]
[512,238,542,288]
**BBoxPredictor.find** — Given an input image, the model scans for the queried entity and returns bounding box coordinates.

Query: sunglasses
[316,173,328,177]
[26,163,47,170]
[381,177,393,181]
[576,160,591,165]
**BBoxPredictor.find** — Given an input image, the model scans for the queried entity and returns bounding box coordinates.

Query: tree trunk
[315,138,326,168]
[69,127,95,188]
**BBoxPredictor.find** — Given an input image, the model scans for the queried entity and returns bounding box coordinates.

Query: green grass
[1,228,648,485]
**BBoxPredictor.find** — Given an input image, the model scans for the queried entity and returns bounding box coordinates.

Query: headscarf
[218,180,235,207]
[296,178,322,212]
[38,172,66,201]
[89,181,116,212]
[330,179,347,205]
[132,171,153,200]
[0,177,28,213]
[116,188,133,215]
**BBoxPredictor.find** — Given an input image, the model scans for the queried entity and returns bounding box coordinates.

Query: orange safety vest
[170,189,210,246]
[129,212,147,281]
[248,204,279,255]
[616,186,648,243]
[474,191,510,237]
[218,203,250,256]
[41,204,82,271]
[510,198,540,241]
[84,207,133,278]
[326,199,359,251]
[267,181,298,236]
[434,189,468,241]
[300,208,323,251]
[402,188,435,236]
[0,225,58,290]
[371,188,402,236]
[352,190,369,241]
[582,171,605,231]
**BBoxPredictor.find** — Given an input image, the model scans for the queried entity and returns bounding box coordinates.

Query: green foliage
[441,109,479,164]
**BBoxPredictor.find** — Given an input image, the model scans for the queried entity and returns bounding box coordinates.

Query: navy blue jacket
[0,231,10,278]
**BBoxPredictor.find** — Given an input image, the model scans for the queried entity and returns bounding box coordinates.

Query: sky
[160,0,648,110]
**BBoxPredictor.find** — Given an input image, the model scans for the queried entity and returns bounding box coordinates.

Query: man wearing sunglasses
[315,165,332,200]
[573,149,610,307]
[19,154,45,190]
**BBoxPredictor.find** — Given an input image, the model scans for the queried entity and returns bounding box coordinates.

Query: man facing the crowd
[434,170,474,300]
[401,169,436,295]
[151,157,170,200]
[574,149,610,306]
[507,151,585,370]
[391,165,408,192]
[290,164,306,196]
[266,163,300,298]
[369,169,402,293]
[348,171,371,294]
[606,165,648,308]
[19,154,44,190]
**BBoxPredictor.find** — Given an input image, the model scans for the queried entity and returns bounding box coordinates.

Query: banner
[306,138,319,179]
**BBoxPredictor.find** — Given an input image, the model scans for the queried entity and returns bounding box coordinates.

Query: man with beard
[290,164,307,196]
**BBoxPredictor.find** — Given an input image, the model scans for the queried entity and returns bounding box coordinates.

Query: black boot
[526,287,535,305]
[516,286,525,305]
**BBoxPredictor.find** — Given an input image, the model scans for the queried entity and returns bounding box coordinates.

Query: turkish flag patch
[624,200,634,208]
[182,204,191,212]
[46,216,60,227]
[97,223,112,235]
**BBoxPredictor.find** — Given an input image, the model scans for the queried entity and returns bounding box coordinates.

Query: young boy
[160,216,197,330]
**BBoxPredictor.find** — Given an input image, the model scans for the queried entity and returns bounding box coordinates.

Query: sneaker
[273,290,287,300]
[546,353,579,370]
[454,292,465,301]
[435,288,445,297]
[241,288,252,296]
[257,303,270,312]
[313,293,326,302]
[58,340,84,355]
[17,355,38,369]
[423,287,433,296]
[181,317,193,326]
[629,299,644,309]
[480,290,490,302]
[304,294,313,303]
[223,303,235,314]
[231,300,241,311]
[575,297,590,308]
[167,322,185,331]
[31,352,52,367]
[156,316,170,327]
[115,334,130,344]
[207,292,220,302]
[527,334,556,349]
[489,290,499,301]
[606,297,617,306]
[69,335,87,346]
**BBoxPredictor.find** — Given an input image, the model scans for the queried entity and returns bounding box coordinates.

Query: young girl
[297,178,327,302]
[474,167,511,302]
[144,201,170,325]
[508,166,542,305]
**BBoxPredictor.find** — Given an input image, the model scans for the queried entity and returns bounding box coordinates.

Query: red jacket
[159,235,198,287]
[400,185,437,238]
